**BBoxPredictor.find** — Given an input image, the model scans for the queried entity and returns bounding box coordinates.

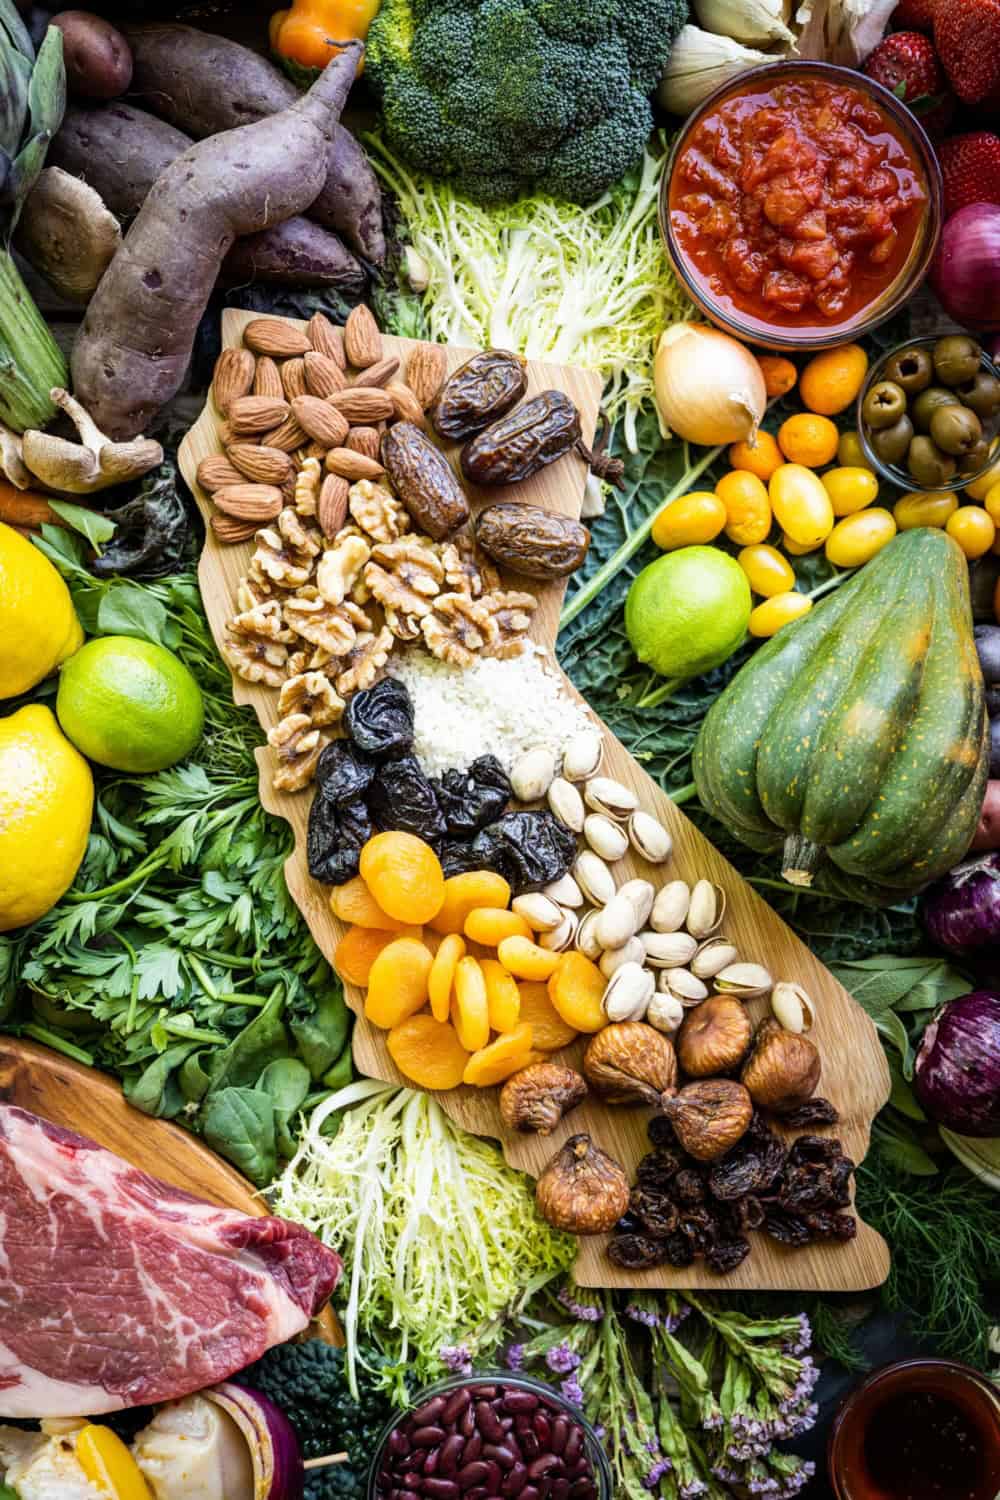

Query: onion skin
[919,853,1000,956]
[929,204,1000,332]
[914,990,1000,1137]
[207,1382,304,1500]
[654,322,766,445]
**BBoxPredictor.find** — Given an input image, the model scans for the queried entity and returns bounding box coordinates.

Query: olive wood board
[180,309,891,1293]
[0,1036,341,1343]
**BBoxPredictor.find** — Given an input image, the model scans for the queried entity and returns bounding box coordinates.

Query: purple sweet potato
[71,43,362,440]
[222,217,364,292]
[124,24,385,265]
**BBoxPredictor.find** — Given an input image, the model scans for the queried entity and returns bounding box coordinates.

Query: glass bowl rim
[856,335,1000,492]
[364,1368,614,1499]
[659,58,944,352]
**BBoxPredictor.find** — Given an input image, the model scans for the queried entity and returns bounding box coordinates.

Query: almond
[387,381,427,427]
[230,395,290,436]
[328,387,394,423]
[212,348,255,415]
[344,304,381,368]
[353,354,399,389]
[197,453,246,492]
[264,414,308,452]
[318,473,350,538]
[291,394,350,448]
[215,419,235,448]
[304,350,346,398]
[226,442,293,484]
[253,356,284,400]
[325,447,385,481]
[307,311,345,367]
[345,426,381,461]
[244,317,312,357]
[213,483,284,521]
[281,357,308,401]
[406,343,447,409]
[211,511,260,545]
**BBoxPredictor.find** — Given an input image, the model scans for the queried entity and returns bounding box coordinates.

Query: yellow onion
[654,323,766,446]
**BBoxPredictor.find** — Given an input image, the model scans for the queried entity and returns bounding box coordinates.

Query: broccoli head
[366,0,688,203]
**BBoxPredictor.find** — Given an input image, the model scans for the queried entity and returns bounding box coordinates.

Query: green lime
[625,546,751,680]
[57,635,204,773]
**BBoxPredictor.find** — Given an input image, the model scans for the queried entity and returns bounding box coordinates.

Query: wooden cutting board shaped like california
[180,309,891,1294]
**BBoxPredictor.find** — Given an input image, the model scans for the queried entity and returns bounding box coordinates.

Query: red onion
[914,991,1000,1136]
[988,334,1000,363]
[207,1382,304,1500]
[919,853,1000,956]
[929,203,1000,331]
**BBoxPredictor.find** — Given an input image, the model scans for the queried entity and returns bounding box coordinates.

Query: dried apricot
[497,936,561,982]
[334,924,422,986]
[463,1024,535,1087]
[360,831,445,925]
[429,933,466,1024]
[481,958,521,1034]
[453,955,490,1052]
[548,952,606,1033]
[465,907,532,947]
[388,1014,470,1090]
[364,936,434,1029]
[517,981,579,1051]
[430,870,512,935]
[330,876,410,931]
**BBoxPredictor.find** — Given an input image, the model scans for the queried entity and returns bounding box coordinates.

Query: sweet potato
[971,780,1000,850]
[50,11,132,100]
[71,43,362,440]
[124,24,385,266]
[222,217,364,292]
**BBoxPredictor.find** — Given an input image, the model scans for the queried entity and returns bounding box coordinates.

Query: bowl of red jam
[661,62,942,351]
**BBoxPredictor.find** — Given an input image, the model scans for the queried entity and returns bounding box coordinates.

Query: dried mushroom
[741,1018,821,1115]
[676,996,752,1078]
[500,1063,588,1136]
[661,1080,754,1162]
[536,1133,630,1234]
[583,1022,677,1108]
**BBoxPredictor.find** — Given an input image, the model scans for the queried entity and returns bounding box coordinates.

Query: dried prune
[631,1189,679,1239]
[673,1169,707,1206]
[307,795,372,885]
[438,840,484,879]
[315,740,376,805]
[344,679,414,759]
[783,1097,839,1128]
[369,756,447,842]
[762,1207,812,1247]
[709,1145,763,1201]
[608,1234,671,1271]
[435,755,511,836]
[469,811,576,892]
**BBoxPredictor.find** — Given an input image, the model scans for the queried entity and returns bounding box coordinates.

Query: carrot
[0,482,64,529]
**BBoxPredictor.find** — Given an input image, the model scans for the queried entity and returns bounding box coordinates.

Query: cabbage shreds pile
[274,1081,577,1401]
[368,132,694,452]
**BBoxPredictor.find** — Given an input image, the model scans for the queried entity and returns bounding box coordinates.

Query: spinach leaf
[289,984,350,1080]
[48,499,116,550]
[202,1086,276,1186]
[125,1041,201,1118]
[97,582,179,649]
[259,1057,312,1158]
[179,1049,214,1103]
[207,987,290,1095]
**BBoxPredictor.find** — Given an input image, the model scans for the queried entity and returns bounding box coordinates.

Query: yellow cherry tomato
[777,412,840,467]
[799,344,869,416]
[738,544,795,597]
[651,491,727,550]
[964,438,1000,500]
[769,464,835,548]
[946,505,996,559]
[749,591,813,637]
[728,430,784,482]
[716,469,772,546]
[825,508,897,568]
[77,1426,154,1500]
[782,532,821,555]
[893,491,959,530]
[821,466,880,517]
[756,354,798,398]
[837,429,873,470]
[984,480,1000,526]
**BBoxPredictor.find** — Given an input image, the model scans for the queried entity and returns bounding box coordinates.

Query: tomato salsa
[669,76,927,333]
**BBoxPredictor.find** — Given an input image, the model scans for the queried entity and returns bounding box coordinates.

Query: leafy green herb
[47,499,116,550]
[831,955,969,1075]
[203,1086,277,1186]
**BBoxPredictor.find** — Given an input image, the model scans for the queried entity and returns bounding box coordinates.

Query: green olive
[932,334,982,387]
[883,347,933,394]
[862,380,908,430]
[911,385,960,432]
[958,437,992,474]
[908,435,958,488]
[871,413,914,467]
[956,370,1000,419]
[930,402,983,455]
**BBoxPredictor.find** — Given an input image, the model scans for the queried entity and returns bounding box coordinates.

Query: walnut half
[268,712,329,792]
[225,599,293,687]
[421,592,499,666]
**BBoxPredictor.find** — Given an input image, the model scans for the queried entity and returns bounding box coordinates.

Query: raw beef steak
[0,1105,340,1417]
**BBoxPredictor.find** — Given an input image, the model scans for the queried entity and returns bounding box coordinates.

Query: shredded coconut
[388,645,595,775]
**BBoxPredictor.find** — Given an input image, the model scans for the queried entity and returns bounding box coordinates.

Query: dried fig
[661,1080,753,1161]
[676,995,752,1078]
[535,1133,630,1234]
[741,1018,821,1115]
[500,1062,588,1136]
[583,1021,677,1107]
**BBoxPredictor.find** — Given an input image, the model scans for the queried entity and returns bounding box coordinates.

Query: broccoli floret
[367,0,688,204]
[237,1341,395,1500]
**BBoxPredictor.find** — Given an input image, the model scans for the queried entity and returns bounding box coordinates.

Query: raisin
[434,755,511,836]
[469,811,576,892]
[647,1117,680,1150]
[315,740,376,805]
[345,678,414,759]
[307,796,372,884]
[660,1231,696,1267]
[636,1150,682,1191]
[608,1234,671,1270]
[789,1135,843,1166]
[757,1137,788,1190]
[614,1211,643,1236]
[631,1189,679,1239]
[708,1144,763,1201]
[707,1238,751,1274]
[673,1169,707,1206]
[783,1097,839,1128]
[763,1206,812,1247]
[781,1165,839,1214]
[369,756,447,843]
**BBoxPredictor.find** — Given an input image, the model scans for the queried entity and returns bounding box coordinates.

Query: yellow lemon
[0,704,93,931]
[0,522,83,699]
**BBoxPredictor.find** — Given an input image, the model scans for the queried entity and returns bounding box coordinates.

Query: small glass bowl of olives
[857,334,1000,492]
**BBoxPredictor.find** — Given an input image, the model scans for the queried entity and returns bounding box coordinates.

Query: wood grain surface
[180,310,891,1293]
[0,1036,341,1343]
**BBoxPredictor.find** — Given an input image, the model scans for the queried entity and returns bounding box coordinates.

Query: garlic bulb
[657,26,778,115]
[694,0,793,46]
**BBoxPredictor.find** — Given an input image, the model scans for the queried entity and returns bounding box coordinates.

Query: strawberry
[935,0,1000,103]
[937,131,1000,218]
[863,32,954,138]
[891,0,938,29]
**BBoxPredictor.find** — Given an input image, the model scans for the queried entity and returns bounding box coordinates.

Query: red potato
[971,780,1000,849]
[71,42,362,440]
[50,11,132,100]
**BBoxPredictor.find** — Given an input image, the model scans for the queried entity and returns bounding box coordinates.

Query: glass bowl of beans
[366,1372,613,1500]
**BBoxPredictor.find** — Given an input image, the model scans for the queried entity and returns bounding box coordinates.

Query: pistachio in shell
[535,1133,630,1234]
[582,1020,677,1106]
[661,1079,754,1161]
[741,1017,821,1114]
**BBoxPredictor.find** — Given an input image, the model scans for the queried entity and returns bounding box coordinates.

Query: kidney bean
[476,1385,498,1398]
[457,1461,489,1490]
[562,1429,582,1467]
[569,1481,597,1500]
[532,1412,551,1446]
[413,1426,446,1449]
[398,1492,421,1500]
[500,1416,515,1432]
[484,1461,502,1491]
[404,1471,425,1488]
[503,1391,539,1414]
[550,1416,569,1456]
[483,1444,516,1470]
[424,1449,440,1477]
[390,1430,412,1457]
[444,1390,473,1424]
[465,1491,488,1500]
[528,1453,560,1481]
[520,1431,540,1460]
[413,1396,449,1426]
[464,1434,483,1465]
[423,1481,459,1500]
[460,1407,477,1440]
[476,1402,505,1442]
[407,1454,428,1475]
[501,1463,528,1497]
[520,1489,541,1500]
[551,1483,570,1500]
[439,1435,465,1475]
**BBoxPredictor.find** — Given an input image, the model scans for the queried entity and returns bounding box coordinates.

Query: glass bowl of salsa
[661,62,942,351]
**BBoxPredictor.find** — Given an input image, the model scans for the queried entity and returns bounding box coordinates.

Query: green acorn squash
[692,528,988,905]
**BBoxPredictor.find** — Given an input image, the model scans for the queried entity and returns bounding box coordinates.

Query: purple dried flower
[505,1344,525,1372]
[558,1285,603,1322]
[439,1344,473,1374]
[546,1341,582,1374]
[626,1303,661,1329]
[644,1458,673,1488]
[781,1313,812,1357]
[679,1482,707,1499]
[561,1376,585,1407]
